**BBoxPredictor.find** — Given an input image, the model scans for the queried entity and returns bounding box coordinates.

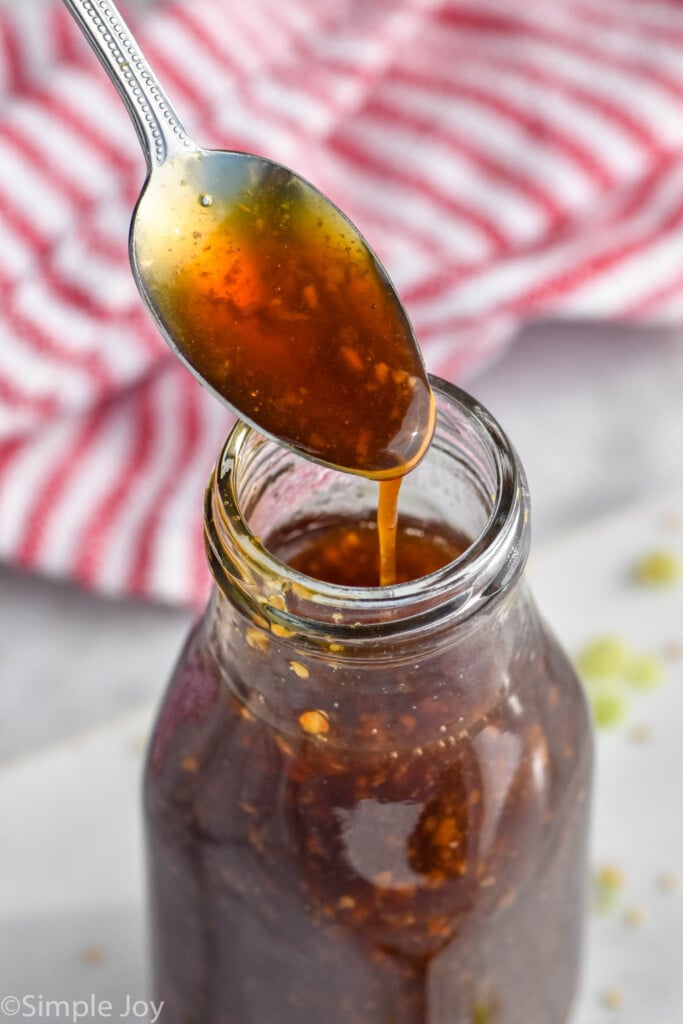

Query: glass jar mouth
[205,376,530,638]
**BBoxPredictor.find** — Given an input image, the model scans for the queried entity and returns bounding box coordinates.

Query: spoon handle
[61,0,198,168]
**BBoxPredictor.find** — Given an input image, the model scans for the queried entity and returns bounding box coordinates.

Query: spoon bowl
[63,0,435,478]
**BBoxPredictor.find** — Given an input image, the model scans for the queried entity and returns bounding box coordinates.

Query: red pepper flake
[81,945,104,965]
[340,345,364,373]
[623,905,645,928]
[299,710,330,736]
[601,989,624,1010]
[657,871,678,893]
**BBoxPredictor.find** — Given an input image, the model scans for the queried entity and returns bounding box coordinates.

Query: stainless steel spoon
[62,0,434,478]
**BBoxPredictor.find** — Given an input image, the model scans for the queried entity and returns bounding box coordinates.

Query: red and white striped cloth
[1,0,683,606]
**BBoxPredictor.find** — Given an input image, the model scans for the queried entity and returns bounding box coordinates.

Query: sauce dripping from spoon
[133,154,434,480]
[134,154,435,584]
[63,2,435,586]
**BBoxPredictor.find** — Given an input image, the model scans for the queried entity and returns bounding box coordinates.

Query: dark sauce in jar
[146,510,592,1024]
[273,513,468,588]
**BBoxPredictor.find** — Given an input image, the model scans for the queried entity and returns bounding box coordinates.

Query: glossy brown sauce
[135,154,435,480]
[135,155,436,586]
[147,512,593,1024]
[275,514,468,588]
[376,477,403,586]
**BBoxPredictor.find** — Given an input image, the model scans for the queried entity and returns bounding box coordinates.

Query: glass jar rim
[205,376,530,638]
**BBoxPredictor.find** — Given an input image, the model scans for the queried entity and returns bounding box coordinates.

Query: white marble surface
[531,489,683,1024]
[0,568,191,764]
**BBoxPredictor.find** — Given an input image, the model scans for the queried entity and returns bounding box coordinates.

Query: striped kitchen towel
[1,0,682,605]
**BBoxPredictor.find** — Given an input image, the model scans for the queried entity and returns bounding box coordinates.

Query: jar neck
[204,376,531,654]
[202,577,540,750]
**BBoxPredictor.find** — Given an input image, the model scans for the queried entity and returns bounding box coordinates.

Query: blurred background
[0,0,682,1018]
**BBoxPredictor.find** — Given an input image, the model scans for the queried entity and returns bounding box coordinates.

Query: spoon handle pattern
[62,0,197,168]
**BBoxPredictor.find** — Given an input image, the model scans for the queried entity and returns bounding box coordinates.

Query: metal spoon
[62,0,435,478]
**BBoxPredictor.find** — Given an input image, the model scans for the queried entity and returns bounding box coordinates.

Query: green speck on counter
[576,635,666,730]
[592,864,625,914]
[633,549,682,587]
[624,652,664,692]
[472,1004,497,1024]
[588,679,628,729]
[576,636,630,680]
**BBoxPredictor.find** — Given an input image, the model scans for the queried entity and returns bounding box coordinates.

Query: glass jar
[144,377,593,1024]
